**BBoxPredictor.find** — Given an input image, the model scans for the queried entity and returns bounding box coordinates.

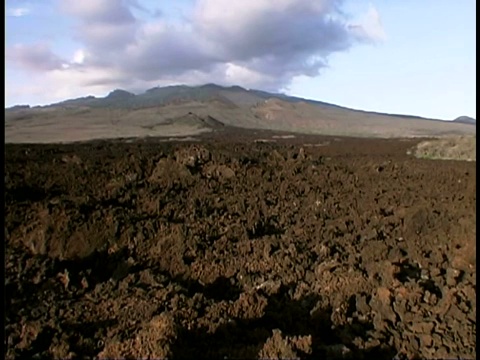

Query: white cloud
[6,0,387,105]
[364,4,387,42]
[348,4,387,43]
[224,63,277,90]
[72,49,86,64]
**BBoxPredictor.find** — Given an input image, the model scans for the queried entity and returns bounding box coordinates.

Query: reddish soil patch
[5,134,476,359]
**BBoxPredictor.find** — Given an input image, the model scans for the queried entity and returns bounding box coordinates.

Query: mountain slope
[453,116,476,125]
[5,84,476,143]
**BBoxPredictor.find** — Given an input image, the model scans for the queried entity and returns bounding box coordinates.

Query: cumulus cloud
[60,0,139,51]
[6,0,386,103]
[194,0,350,60]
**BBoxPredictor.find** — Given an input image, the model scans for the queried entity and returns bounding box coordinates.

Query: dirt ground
[5,132,476,359]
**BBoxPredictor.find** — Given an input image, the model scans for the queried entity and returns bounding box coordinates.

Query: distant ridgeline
[453,116,476,125]
[5,84,346,111]
[6,105,30,111]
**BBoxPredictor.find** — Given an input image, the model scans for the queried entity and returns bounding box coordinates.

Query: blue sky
[6,0,476,120]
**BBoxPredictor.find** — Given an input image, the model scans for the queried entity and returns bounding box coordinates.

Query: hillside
[453,116,476,125]
[5,84,476,143]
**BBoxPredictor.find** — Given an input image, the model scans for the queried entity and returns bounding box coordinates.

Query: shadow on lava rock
[171,283,398,360]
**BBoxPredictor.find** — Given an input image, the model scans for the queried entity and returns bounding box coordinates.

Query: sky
[5,0,476,120]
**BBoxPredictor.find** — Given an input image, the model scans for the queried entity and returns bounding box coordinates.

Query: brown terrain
[5,128,476,359]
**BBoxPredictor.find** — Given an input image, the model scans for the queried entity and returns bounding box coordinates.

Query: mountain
[5,84,477,143]
[5,105,30,111]
[22,83,359,112]
[453,116,476,125]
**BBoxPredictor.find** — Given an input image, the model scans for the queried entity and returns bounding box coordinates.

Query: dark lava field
[5,133,476,359]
